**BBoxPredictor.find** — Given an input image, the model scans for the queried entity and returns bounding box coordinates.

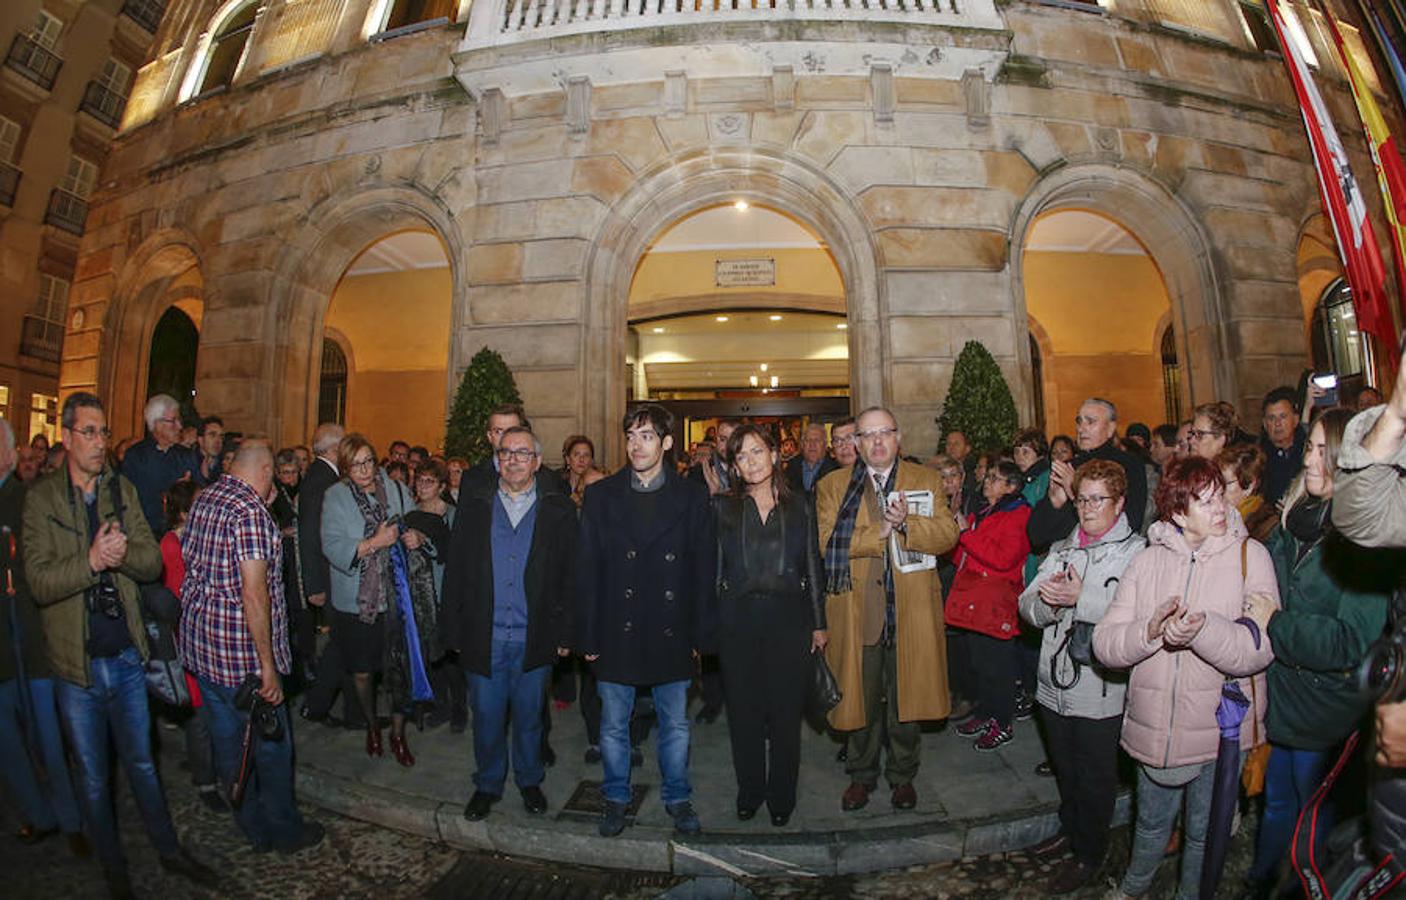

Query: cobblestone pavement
[0,722,1262,900]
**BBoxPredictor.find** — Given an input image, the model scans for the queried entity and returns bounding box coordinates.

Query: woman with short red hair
[1093,456,1279,900]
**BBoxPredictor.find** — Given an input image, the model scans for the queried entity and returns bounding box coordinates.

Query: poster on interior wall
[716,258,775,287]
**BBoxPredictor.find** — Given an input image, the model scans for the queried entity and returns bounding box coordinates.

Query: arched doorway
[1021,208,1177,430]
[322,229,451,452]
[146,306,200,422]
[626,203,851,450]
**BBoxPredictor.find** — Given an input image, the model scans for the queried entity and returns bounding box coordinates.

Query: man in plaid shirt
[180,440,323,854]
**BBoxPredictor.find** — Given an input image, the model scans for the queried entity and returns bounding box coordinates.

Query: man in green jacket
[22,392,214,900]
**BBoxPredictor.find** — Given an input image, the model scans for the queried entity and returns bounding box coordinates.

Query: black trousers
[947,629,975,705]
[718,598,809,816]
[303,639,365,727]
[431,653,467,719]
[966,631,1017,729]
[1041,706,1123,866]
[698,654,724,711]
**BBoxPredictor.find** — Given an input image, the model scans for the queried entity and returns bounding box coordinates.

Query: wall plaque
[715,258,775,287]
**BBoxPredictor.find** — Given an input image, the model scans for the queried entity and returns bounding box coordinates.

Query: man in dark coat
[1259,385,1306,506]
[120,393,198,537]
[577,404,716,838]
[296,423,363,727]
[442,426,577,822]
[459,404,568,501]
[1026,398,1147,550]
[785,422,839,495]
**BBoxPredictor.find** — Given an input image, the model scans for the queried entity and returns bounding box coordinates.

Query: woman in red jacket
[946,459,1032,751]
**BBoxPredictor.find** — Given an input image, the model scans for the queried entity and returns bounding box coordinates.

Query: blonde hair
[1279,407,1352,528]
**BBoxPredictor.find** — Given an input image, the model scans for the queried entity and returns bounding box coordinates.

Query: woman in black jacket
[716,424,827,826]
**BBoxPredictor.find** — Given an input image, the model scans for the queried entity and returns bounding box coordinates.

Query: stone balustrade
[465,0,1004,49]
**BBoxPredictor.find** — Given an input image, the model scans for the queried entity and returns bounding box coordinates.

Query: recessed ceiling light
[836,322,848,330]
[760,363,768,372]
[715,315,729,322]
[749,375,759,387]
[769,314,783,321]
[652,326,665,333]
[770,375,779,388]
[734,200,749,211]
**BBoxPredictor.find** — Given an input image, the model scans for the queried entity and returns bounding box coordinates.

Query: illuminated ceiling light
[836,322,848,330]
[749,375,759,387]
[715,315,729,322]
[769,314,783,321]
[652,326,665,333]
[734,200,749,211]
[759,363,768,372]
[770,375,779,388]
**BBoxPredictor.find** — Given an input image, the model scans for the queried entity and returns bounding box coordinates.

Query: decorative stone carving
[870,63,894,125]
[962,68,988,129]
[479,88,505,145]
[664,70,686,118]
[772,66,794,110]
[565,76,591,137]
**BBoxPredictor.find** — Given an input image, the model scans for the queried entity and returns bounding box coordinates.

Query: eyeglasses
[857,427,897,442]
[415,476,442,486]
[1073,495,1113,509]
[349,456,376,471]
[496,448,538,462]
[68,426,111,442]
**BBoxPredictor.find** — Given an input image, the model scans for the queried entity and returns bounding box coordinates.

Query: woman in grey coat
[1018,458,1146,894]
[321,433,416,763]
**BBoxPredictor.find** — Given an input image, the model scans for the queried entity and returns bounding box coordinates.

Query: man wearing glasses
[443,426,577,821]
[817,406,959,812]
[576,404,716,837]
[458,404,567,502]
[1026,398,1148,550]
[830,416,859,468]
[120,393,198,536]
[22,393,215,898]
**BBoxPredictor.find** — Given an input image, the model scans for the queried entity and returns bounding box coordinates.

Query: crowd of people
[1,363,1405,900]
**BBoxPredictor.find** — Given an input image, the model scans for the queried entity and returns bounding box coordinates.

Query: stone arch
[1009,164,1229,423]
[264,182,466,446]
[101,229,207,439]
[582,147,882,463]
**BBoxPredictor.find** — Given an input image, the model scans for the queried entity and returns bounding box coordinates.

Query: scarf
[823,462,898,595]
[1286,494,1330,563]
[350,478,391,625]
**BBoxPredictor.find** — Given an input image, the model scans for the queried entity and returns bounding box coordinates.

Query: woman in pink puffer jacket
[1093,457,1279,900]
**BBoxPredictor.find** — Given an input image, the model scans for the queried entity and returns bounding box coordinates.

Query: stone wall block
[999,120,1064,173]
[74,245,117,283]
[511,93,566,121]
[1026,21,1121,69]
[1116,36,1163,77]
[912,148,988,188]
[569,156,635,203]
[793,111,871,166]
[469,281,581,325]
[476,125,567,167]
[1179,171,1277,213]
[894,111,990,151]
[656,114,709,151]
[458,323,581,368]
[944,315,1017,358]
[1200,142,1248,177]
[886,270,1011,316]
[478,160,574,204]
[592,82,662,115]
[522,239,589,281]
[894,78,963,108]
[534,196,608,240]
[693,76,771,107]
[878,228,1007,271]
[888,316,952,359]
[981,150,1037,197]
[467,242,525,284]
[1203,209,1297,249]
[1226,280,1302,319]
[889,360,954,406]
[586,118,667,172]
[511,369,580,417]
[827,146,916,193]
[796,76,868,105]
[858,186,1008,230]
[1226,318,1310,359]
[1222,243,1296,282]
[751,110,807,148]
[1043,121,1093,159]
[314,109,444,161]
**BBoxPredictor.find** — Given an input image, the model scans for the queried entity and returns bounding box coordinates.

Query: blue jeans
[197,675,305,851]
[598,679,690,807]
[467,639,550,795]
[1122,761,1218,900]
[1248,744,1331,884]
[55,648,181,871]
[0,677,82,833]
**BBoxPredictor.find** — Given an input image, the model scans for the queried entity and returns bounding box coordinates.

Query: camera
[1360,624,1406,704]
[85,575,124,619]
[234,673,285,742]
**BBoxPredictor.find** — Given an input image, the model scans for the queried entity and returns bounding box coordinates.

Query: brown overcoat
[817,459,959,731]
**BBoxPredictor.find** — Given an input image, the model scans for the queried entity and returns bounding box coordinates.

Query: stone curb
[297,761,1132,877]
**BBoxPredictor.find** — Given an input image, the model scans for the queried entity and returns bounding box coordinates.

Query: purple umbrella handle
[1235,616,1262,650]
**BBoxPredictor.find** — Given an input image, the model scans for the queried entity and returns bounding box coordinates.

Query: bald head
[312,423,345,458]
[230,438,275,502]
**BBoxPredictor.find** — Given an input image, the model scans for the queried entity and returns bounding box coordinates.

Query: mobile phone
[1312,372,1339,407]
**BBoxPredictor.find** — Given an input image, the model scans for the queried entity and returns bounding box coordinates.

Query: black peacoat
[440,487,577,678]
[575,467,717,686]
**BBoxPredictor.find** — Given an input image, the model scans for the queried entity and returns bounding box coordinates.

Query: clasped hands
[1145,596,1206,647]
[1037,565,1082,608]
[88,521,128,573]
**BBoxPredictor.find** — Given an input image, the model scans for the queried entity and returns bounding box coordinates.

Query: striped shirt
[179,474,290,687]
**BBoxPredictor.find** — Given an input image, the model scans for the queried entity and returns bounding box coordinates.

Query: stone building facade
[60,0,1396,461]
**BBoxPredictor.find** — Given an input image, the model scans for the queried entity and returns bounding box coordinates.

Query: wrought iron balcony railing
[5,34,63,91]
[121,0,167,34]
[20,316,64,363]
[80,81,127,129]
[0,162,19,207]
[45,189,89,236]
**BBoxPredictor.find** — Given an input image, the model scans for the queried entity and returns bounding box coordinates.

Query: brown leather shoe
[891,782,917,810]
[841,781,873,811]
[1048,858,1098,894]
[1030,831,1070,860]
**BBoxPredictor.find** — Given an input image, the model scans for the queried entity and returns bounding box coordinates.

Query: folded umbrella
[230,715,256,809]
[1200,616,1262,900]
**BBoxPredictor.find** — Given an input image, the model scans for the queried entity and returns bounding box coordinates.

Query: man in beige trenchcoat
[817,406,959,812]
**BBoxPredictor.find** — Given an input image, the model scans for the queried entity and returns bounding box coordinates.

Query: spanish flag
[1320,4,1405,364]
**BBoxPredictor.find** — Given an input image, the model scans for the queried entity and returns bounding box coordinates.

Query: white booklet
[886,489,936,573]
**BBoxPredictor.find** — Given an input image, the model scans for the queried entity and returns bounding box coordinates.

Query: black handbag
[807,648,842,716]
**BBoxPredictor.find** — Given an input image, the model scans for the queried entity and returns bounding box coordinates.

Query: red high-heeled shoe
[365,726,383,758]
[390,734,415,768]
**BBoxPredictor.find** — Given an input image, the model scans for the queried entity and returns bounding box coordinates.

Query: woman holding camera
[1238,408,1392,899]
[1094,456,1278,900]
[1018,459,1145,894]
[321,434,417,764]
[715,424,826,826]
